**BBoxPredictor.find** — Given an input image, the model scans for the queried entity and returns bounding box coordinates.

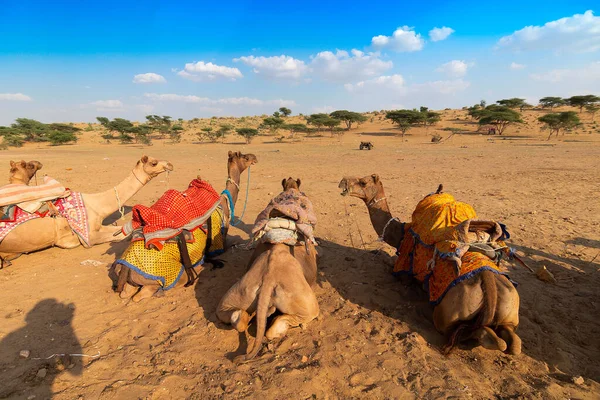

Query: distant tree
[197,127,221,143]
[169,125,183,143]
[11,118,48,142]
[585,104,600,122]
[305,113,332,132]
[322,118,340,135]
[47,130,78,145]
[272,111,281,118]
[284,123,308,138]
[539,97,565,110]
[423,110,441,126]
[279,107,292,117]
[236,127,259,144]
[261,117,285,134]
[0,126,25,147]
[497,98,531,112]
[330,110,368,130]
[566,95,600,113]
[467,105,481,120]
[385,110,424,137]
[477,105,523,135]
[130,124,152,145]
[479,99,487,108]
[538,112,581,140]
[146,115,173,138]
[217,124,233,143]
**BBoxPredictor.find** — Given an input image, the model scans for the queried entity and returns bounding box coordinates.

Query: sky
[1,0,599,124]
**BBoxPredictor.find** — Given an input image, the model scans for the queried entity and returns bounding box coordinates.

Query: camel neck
[225,163,242,205]
[365,190,405,248]
[84,167,151,219]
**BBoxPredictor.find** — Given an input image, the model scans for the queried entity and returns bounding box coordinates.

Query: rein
[221,166,251,227]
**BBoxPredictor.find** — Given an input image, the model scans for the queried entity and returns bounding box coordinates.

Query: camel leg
[471,326,507,352]
[132,285,159,302]
[119,283,138,299]
[497,325,522,355]
[266,294,319,340]
[89,226,124,245]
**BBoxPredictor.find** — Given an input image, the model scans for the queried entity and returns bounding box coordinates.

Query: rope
[231,167,250,227]
[114,187,124,219]
[378,216,399,242]
[32,351,101,360]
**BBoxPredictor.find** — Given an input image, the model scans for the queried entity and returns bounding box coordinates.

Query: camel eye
[151,161,157,167]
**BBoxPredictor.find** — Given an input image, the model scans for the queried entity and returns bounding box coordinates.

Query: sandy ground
[0,110,599,399]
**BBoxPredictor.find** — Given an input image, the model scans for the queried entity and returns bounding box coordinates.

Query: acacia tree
[538,112,580,140]
[284,123,308,138]
[566,95,600,113]
[279,107,292,117]
[145,115,173,138]
[261,117,285,134]
[476,105,523,135]
[539,97,565,110]
[330,110,368,130]
[306,113,336,133]
[236,127,258,143]
[585,104,600,122]
[497,98,531,112]
[385,110,423,137]
[11,118,49,142]
[46,123,81,146]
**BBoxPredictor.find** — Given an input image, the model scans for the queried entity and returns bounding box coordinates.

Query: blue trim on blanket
[115,256,205,291]
[408,227,435,249]
[221,189,235,221]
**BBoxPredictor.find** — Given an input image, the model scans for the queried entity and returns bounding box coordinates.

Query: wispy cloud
[144,93,295,107]
[509,62,526,70]
[371,26,424,52]
[133,72,166,84]
[429,26,454,42]
[436,60,471,78]
[310,49,392,82]
[497,10,600,53]
[234,55,308,80]
[176,61,243,81]
[0,93,32,101]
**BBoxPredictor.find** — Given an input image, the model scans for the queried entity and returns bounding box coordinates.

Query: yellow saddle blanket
[116,208,225,289]
[394,193,510,304]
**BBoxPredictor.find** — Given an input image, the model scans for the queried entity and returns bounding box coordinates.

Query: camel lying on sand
[0,155,173,264]
[9,160,43,185]
[217,178,319,362]
[115,151,257,302]
[338,175,521,355]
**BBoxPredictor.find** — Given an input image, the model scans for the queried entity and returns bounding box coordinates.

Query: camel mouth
[338,180,349,196]
[164,163,174,172]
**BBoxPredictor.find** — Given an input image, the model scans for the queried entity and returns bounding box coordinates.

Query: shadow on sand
[0,299,83,399]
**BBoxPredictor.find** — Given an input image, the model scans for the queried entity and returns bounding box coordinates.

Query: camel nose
[165,162,174,171]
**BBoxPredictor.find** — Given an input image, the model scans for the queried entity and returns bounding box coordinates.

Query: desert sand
[0,109,599,399]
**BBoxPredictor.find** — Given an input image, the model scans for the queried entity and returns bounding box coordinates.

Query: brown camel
[0,155,173,263]
[116,151,258,302]
[338,175,521,355]
[217,177,319,362]
[8,160,43,185]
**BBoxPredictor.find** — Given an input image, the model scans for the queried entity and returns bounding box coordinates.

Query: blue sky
[1,0,599,124]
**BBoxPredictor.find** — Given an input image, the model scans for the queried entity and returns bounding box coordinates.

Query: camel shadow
[0,299,83,399]
[565,237,600,249]
[103,206,133,226]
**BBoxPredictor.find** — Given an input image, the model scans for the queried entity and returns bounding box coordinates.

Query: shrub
[47,130,78,145]
[236,127,259,143]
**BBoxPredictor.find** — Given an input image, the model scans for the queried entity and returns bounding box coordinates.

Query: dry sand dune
[0,109,599,399]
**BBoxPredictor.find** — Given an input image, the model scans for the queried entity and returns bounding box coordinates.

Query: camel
[338,175,521,355]
[217,177,319,362]
[0,155,173,264]
[8,160,43,185]
[116,151,258,302]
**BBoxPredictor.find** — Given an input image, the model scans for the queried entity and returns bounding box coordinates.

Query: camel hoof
[507,335,522,355]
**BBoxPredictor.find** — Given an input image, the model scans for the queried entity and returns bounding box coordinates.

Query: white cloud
[233,55,308,80]
[435,60,470,78]
[371,26,424,52]
[0,93,32,101]
[310,49,392,82]
[410,79,470,95]
[144,93,295,107]
[135,104,155,113]
[497,10,600,53]
[510,62,526,70]
[91,100,123,108]
[176,61,243,81]
[312,105,335,114]
[530,61,600,83]
[345,74,405,92]
[429,26,455,42]
[133,73,166,84]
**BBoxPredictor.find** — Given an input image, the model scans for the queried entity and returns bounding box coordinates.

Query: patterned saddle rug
[115,208,225,290]
[394,192,515,305]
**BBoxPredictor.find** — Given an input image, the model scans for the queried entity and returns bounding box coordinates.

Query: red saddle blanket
[123,179,221,250]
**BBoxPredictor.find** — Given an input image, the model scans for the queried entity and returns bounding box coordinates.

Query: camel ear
[371,174,380,183]
[281,178,286,189]
[235,151,241,158]
[228,151,233,158]
[140,155,149,164]
[296,179,301,188]
[10,161,15,168]
[20,160,27,168]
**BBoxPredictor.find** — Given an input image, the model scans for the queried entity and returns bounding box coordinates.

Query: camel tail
[443,270,497,354]
[243,279,275,361]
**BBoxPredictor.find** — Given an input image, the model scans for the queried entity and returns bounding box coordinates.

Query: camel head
[227,151,258,173]
[27,160,43,179]
[9,160,33,184]
[339,174,384,204]
[282,177,301,191]
[135,155,174,181]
